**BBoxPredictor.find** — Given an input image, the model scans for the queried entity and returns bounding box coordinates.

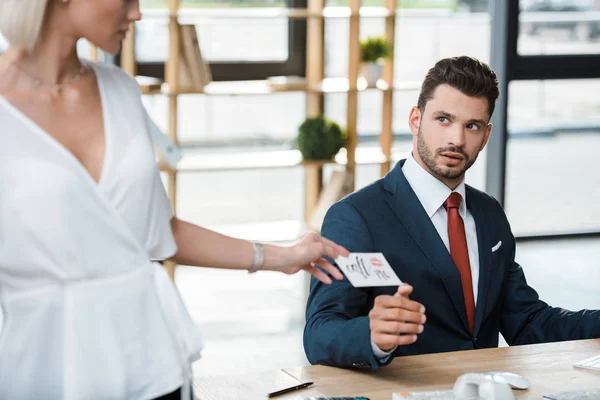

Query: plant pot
[360,62,383,86]
[300,152,337,162]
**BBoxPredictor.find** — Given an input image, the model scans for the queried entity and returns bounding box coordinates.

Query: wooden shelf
[173,80,307,95]
[158,147,407,173]
[142,7,396,20]
[312,77,421,93]
[123,0,399,279]
[140,78,421,96]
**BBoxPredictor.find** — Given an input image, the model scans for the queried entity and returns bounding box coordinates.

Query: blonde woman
[0,0,348,399]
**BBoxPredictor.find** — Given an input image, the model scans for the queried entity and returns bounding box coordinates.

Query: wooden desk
[194,339,600,399]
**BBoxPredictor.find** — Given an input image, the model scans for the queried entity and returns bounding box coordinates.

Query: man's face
[408,84,492,189]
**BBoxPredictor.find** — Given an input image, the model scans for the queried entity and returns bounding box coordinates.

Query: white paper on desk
[573,353,600,372]
[335,253,402,287]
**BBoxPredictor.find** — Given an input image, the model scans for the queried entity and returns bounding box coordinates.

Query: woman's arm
[168,217,348,284]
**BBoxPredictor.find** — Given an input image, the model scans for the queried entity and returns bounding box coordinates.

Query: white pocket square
[491,241,502,252]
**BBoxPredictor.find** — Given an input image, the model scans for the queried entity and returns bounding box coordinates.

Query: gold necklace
[11,61,89,93]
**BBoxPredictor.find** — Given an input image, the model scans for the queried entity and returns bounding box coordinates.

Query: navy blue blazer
[304,160,600,370]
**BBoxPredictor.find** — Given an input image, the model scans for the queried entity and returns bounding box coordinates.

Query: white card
[335,253,402,287]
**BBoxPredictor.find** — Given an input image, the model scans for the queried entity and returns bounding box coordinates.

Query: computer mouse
[486,371,531,390]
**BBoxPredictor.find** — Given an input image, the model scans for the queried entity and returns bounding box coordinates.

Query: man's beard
[416,125,477,180]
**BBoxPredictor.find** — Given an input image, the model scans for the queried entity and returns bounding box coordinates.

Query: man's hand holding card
[335,253,427,353]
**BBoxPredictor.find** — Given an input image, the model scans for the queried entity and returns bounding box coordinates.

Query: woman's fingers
[314,258,344,280]
[319,236,350,257]
[307,264,333,284]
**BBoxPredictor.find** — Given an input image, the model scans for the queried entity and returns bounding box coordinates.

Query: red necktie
[443,192,475,333]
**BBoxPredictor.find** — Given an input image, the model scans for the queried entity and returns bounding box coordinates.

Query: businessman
[303,56,600,370]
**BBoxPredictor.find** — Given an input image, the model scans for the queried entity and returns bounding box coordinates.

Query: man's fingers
[396,283,414,297]
[375,295,425,314]
[369,305,426,325]
[376,308,427,325]
[372,333,418,349]
[371,333,401,351]
[371,320,425,335]
[370,289,426,350]
[395,334,419,346]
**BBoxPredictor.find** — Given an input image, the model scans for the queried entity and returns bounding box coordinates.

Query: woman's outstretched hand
[274,231,349,284]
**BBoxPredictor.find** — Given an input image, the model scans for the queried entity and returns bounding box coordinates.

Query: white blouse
[0,61,202,400]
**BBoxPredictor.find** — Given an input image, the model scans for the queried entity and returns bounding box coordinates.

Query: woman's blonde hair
[0,0,49,52]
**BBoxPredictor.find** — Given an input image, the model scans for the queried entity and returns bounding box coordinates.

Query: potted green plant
[296,115,346,160]
[359,36,392,86]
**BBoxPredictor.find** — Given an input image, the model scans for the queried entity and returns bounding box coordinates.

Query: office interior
[1,0,598,392]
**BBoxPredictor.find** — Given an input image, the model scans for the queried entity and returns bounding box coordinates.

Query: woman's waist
[0,261,180,360]
[0,260,201,359]
[0,259,158,304]
[0,261,201,356]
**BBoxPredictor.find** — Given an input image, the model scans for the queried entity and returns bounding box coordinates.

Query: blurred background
[2,0,598,379]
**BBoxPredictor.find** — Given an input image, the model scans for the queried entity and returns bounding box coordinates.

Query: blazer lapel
[467,188,493,337]
[383,161,470,333]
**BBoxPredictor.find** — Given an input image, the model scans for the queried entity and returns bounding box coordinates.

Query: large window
[141,5,493,135]
[505,79,600,236]
[135,0,307,80]
[518,0,600,55]
[485,0,600,236]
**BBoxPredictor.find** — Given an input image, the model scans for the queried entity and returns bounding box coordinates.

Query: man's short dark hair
[417,56,500,118]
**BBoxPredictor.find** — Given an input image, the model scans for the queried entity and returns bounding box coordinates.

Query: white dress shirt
[372,153,480,360]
